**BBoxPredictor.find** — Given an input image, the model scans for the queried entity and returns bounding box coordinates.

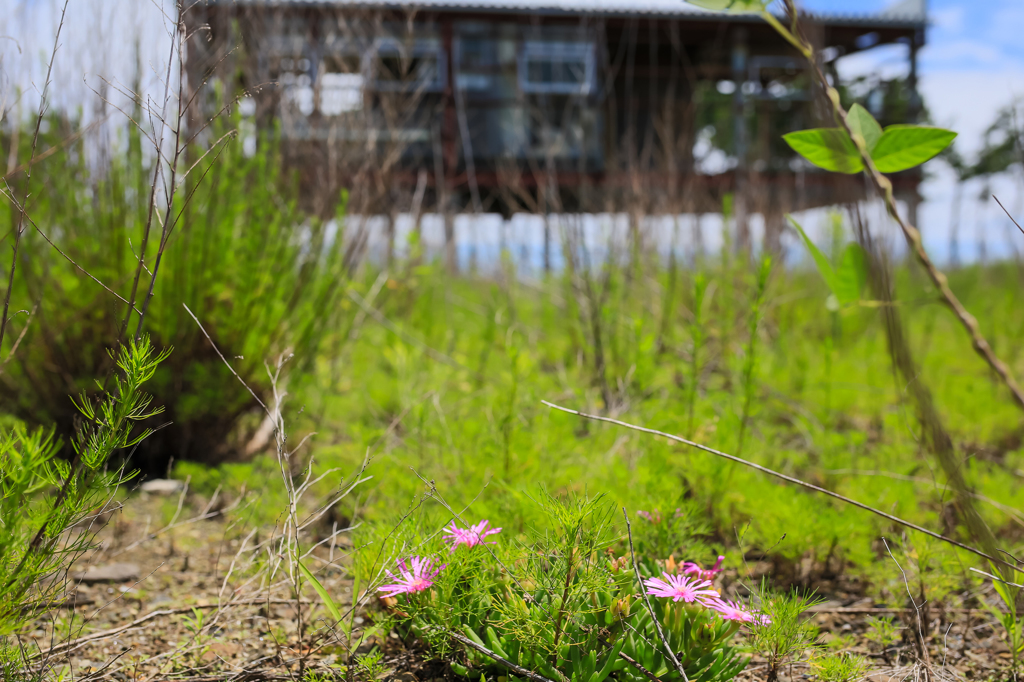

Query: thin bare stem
[883,538,932,673]
[777,0,1024,413]
[116,1,179,347]
[0,302,35,376]
[0,0,69,353]
[994,195,1024,237]
[0,187,140,312]
[446,630,557,682]
[134,8,189,342]
[624,507,689,682]
[543,401,1021,575]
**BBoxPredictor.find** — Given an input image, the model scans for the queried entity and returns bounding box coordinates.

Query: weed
[686,273,710,439]
[353,649,390,682]
[0,338,168,645]
[864,616,901,660]
[750,583,823,682]
[809,651,867,682]
[982,572,1024,673]
[736,255,772,456]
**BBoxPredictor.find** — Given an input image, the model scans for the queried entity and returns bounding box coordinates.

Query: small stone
[74,562,140,584]
[140,479,185,494]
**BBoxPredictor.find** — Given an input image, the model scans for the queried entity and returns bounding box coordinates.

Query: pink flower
[682,555,725,582]
[706,598,752,622]
[443,519,502,550]
[707,598,772,626]
[378,556,443,597]
[637,510,663,523]
[643,573,720,604]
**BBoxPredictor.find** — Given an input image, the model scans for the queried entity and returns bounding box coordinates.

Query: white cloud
[835,44,909,82]
[919,69,1024,153]
[920,39,1007,70]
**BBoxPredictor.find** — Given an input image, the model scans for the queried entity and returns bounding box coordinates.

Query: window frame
[517,40,596,96]
[365,38,447,93]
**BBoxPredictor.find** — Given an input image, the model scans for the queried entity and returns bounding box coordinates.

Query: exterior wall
[185,4,922,221]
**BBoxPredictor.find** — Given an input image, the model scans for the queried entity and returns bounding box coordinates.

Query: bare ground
[20,491,1018,682]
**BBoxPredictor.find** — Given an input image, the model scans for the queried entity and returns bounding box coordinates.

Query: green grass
[176,253,1024,602]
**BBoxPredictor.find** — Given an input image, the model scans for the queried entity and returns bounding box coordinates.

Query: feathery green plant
[0,337,168,654]
[750,583,823,682]
[686,274,710,439]
[736,256,771,456]
[809,651,867,682]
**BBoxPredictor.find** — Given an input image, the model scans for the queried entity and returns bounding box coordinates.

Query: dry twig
[624,507,689,682]
[544,401,1020,575]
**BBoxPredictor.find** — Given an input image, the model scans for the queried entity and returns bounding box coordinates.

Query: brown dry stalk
[447,630,559,682]
[827,90,1024,410]
[776,0,1024,414]
[770,0,1016,580]
[851,208,1006,578]
[31,599,317,660]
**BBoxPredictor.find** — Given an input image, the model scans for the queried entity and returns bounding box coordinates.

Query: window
[518,41,594,96]
[321,73,364,115]
[367,39,446,92]
[274,56,315,116]
[455,35,497,92]
[320,54,363,115]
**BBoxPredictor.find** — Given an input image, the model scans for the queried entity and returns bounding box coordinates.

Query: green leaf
[297,559,342,623]
[846,104,883,152]
[788,216,838,295]
[870,125,957,173]
[834,244,867,305]
[684,0,767,10]
[783,129,864,174]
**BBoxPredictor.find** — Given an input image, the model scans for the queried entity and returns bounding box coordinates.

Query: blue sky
[804,0,1024,153]
[801,0,1024,72]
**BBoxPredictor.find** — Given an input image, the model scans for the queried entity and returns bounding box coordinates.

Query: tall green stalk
[736,256,772,457]
[686,274,709,438]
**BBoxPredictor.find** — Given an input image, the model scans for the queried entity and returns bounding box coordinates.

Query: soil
[20,492,1018,682]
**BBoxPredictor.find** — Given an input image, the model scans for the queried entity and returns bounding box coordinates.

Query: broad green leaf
[870,125,957,173]
[783,129,864,174]
[787,216,838,295]
[684,0,767,11]
[846,104,883,152]
[298,559,342,623]
[834,243,867,305]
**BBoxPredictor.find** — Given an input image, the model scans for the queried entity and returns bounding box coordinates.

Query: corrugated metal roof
[207,0,925,26]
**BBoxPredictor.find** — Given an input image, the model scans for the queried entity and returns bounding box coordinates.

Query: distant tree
[974,99,1024,178]
[947,99,1024,264]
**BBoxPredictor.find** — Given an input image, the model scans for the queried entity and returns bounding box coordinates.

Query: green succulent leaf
[684,0,768,11]
[846,104,883,152]
[870,125,957,173]
[782,128,864,174]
